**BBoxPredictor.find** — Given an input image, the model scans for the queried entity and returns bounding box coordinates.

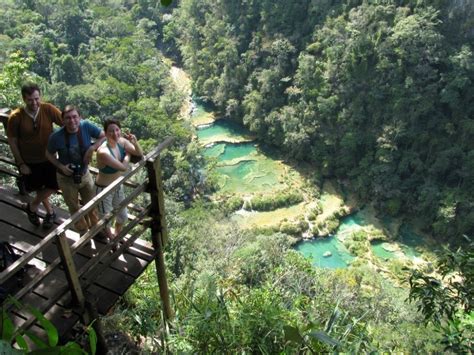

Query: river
[173,67,429,271]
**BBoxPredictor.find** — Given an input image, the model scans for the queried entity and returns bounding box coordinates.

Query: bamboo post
[56,232,85,308]
[146,157,173,321]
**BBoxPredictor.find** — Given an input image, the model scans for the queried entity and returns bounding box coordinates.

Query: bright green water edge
[296,213,425,268]
[197,119,252,142]
[193,103,423,268]
[216,159,285,193]
[295,237,354,268]
[198,116,287,194]
[204,142,257,162]
[371,241,396,260]
[295,215,358,269]
[398,225,422,258]
[192,102,208,118]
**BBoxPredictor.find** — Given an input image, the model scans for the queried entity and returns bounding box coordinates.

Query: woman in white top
[96,118,143,239]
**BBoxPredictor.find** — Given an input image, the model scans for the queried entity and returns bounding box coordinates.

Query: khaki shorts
[57,170,98,232]
[95,184,128,226]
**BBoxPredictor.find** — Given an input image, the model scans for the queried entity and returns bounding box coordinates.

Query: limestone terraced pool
[192,102,426,270]
[197,118,291,195]
[295,212,426,269]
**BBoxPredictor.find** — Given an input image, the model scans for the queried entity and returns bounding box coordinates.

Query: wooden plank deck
[0,185,156,342]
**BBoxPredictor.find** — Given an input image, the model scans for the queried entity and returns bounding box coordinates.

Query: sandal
[111,243,119,253]
[94,230,110,243]
[24,203,40,226]
[42,211,56,229]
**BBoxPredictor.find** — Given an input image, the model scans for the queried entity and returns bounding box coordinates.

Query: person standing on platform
[95,118,143,240]
[46,105,105,234]
[7,83,63,229]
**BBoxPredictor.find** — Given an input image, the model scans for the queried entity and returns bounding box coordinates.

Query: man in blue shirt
[46,105,105,233]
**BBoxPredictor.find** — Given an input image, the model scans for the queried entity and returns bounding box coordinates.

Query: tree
[50,53,83,85]
[0,52,37,108]
[409,236,473,352]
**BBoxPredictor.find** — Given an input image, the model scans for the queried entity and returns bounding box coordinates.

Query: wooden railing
[0,111,25,193]
[0,123,174,344]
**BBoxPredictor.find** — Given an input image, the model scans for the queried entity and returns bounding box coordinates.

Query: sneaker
[42,211,56,229]
[24,203,40,226]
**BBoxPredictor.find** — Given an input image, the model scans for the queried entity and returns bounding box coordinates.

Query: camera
[69,164,82,184]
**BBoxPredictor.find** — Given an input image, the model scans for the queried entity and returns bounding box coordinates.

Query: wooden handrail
[0,166,19,178]
[0,156,16,165]
[1,117,176,340]
[0,136,174,285]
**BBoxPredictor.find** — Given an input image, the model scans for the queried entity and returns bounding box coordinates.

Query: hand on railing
[18,163,31,175]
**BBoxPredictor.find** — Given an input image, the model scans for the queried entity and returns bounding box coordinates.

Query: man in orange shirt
[7,83,63,229]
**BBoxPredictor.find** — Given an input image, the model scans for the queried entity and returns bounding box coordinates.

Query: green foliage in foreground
[409,236,473,352]
[110,202,442,353]
[1,298,96,354]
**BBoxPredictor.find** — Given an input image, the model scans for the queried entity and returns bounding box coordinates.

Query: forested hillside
[1,0,473,353]
[0,0,210,201]
[170,0,474,242]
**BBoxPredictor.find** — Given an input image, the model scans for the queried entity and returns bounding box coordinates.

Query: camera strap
[64,124,85,172]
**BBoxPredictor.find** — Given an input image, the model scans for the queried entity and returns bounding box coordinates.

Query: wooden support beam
[154,231,173,320]
[78,208,150,286]
[146,157,173,321]
[0,137,174,286]
[0,137,175,343]
[56,232,85,308]
[84,295,108,354]
[146,158,169,247]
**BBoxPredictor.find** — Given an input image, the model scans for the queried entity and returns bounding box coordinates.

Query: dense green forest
[1,0,473,353]
[171,0,474,242]
[0,0,210,202]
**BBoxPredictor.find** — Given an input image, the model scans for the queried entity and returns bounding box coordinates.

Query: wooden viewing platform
[0,185,155,334]
[0,123,174,350]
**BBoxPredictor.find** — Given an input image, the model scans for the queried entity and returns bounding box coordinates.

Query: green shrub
[387,259,410,277]
[311,225,320,235]
[385,198,401,216]
[308,203,322,220]
[326,218,341,234]
[345,240,369,257]
[307,210,318,221]
[223,196,244,214]
[297,218,309,233]
[243,200,252,211]
[249,191,304,211]
[333,206,348,219]
[250,225,280,235]
[352,230,368,242]
[280,222,302,236]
